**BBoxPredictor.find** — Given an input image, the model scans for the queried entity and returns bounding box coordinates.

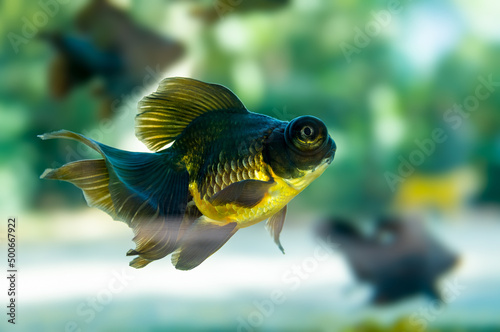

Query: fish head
[264,115,336,191]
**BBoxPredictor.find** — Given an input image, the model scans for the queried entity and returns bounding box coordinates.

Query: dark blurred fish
[188,0,290,24]
[317,216,459,305]
[40,77,336,270]
[75,0,184,73]
[42,33,123,99]
[44,0,184,117]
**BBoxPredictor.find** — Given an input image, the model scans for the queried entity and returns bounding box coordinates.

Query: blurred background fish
[1,0,500,331]
[316,216,459,305]
[43,0,185,118]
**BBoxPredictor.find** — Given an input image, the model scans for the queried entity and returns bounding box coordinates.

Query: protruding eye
[285,116,327,155]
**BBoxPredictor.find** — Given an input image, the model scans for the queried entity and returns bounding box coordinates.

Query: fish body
[174,111,327,227]
[41,77,336,270]
[183,114,288,227]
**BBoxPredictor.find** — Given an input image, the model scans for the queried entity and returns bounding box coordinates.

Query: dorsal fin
[136,77,248,151]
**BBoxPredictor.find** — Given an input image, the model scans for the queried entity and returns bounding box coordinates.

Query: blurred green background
[1,0,499,331]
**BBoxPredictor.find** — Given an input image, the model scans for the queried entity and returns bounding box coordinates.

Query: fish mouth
[323,150,335,165]
[322,138,336,165]
[310,146,335,172]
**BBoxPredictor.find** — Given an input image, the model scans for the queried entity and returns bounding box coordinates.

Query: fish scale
[199,146,271,200]
[185,128,287,226]
[177,111,279,201]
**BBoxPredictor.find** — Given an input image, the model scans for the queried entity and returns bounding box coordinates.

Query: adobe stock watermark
[236,237,338,332]
[271,106,295,122]
[64,269,135,332]
[409,277,466,332]
[8,0,71,54]
[340,0,412,63]
[385,74,500,192]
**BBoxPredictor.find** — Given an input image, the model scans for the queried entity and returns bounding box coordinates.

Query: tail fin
[39,130,194,268]
[41,158,116,217]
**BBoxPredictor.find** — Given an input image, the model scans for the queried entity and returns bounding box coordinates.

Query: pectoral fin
[266,205,287,254]
[209,179,274,208]
[172,218,238,270]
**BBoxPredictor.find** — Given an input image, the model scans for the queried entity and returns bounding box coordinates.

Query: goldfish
[43,0,184,118]
[316,216,459,304]
[40,77,336,270]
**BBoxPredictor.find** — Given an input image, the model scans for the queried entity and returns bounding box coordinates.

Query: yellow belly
[189,158,330,228]
[190,177,299,228]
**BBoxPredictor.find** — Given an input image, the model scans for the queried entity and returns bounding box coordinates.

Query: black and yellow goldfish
[40,77,336,270]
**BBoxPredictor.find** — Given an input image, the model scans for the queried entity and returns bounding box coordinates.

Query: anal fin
[172,217,238,270]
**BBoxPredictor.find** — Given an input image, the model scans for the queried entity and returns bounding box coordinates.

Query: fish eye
[301,126,314,139]
[285,116,327,155]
